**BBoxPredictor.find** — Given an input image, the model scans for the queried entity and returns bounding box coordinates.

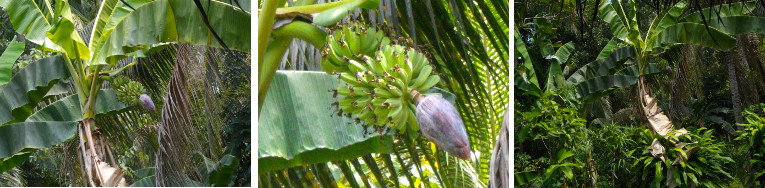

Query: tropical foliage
[258,0,508,187]
[0,0,251,186]
[516,0,765,187]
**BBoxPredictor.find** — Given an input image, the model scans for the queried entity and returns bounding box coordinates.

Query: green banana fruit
[322,23,442,136]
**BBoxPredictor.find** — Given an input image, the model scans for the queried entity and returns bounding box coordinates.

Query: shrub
[630,127,733,188]
[735,103,765,185]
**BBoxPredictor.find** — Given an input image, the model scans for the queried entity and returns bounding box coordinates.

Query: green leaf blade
[0,40,25,85]
[0,55,71,125]
[0,121,78,163]
[258,71,395,173]
[646,23,736,52]
[93,0,251,66]
[26,89,130,122]
[679,1,757,23]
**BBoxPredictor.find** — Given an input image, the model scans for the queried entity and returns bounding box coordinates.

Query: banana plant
[515,19,659,105]
[0,0,249,186]
[591,0,765,187]
[592,0,765,136]
[514,24,576,98]
[257,0,380,111]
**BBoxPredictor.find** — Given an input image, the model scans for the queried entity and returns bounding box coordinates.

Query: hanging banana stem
[410,89,424,104]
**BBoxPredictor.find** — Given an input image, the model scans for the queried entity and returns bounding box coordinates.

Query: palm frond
[0,168,25,187]
[155,44,206,186]
[153,43,249,186]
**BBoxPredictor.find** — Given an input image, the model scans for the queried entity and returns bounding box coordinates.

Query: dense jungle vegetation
[515,0,765,187]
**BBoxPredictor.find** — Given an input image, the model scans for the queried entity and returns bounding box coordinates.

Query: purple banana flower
[416,94,472,160]
[139,94,155,112]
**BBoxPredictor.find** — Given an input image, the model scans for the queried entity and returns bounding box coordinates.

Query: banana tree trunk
[78,118,126,187]
[637,76,675,136]
[638,72,697,188]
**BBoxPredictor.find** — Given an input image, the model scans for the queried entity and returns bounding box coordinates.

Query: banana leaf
[0,149,34,173]
[258,71,397,173]
[0,0,64,53]
[130,176,156,187]
[135,167,156,179]
[89,0,153,55]
[46,0,91,59]
[92,0,251,65]
[646,23,736,52]
[546,42,574,91]
[514,28,540,95]
[313,0,380,26]
[598,0,630,44]
[0,55,71,125]
[596,40,618,60]
[576,75,638,100]
[614,63,661,76]
[646,1,686,40]
[703,16,765,35]
[0,39,24,85]
[0,121,79,172]
[206,155,240,187]
[566,46,635,85]
[25,89,131,122]
[678,1,757,23]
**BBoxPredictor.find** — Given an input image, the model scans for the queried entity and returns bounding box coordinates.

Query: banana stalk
[258,0,380,111]
[259,21,327,111]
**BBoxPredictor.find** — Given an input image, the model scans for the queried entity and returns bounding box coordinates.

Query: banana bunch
[112,76,146,105]
[326,26,441,133]
[321,22,390,74]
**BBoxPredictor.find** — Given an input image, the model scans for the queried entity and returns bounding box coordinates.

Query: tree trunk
[489,105,509,188]
[638,76,675,136]
[78,118,127,187]
[670,45,694,120]
[728,47,744,126]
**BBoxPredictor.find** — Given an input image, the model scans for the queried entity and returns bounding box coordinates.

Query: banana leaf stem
[258,38,292,112]
[63,56,87,107]
[257,0,279,67]
[271,21,327,48]
[71,41,85,89]
[84,65,103,118]
[259,22,327,112]
[273,0,355,14]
